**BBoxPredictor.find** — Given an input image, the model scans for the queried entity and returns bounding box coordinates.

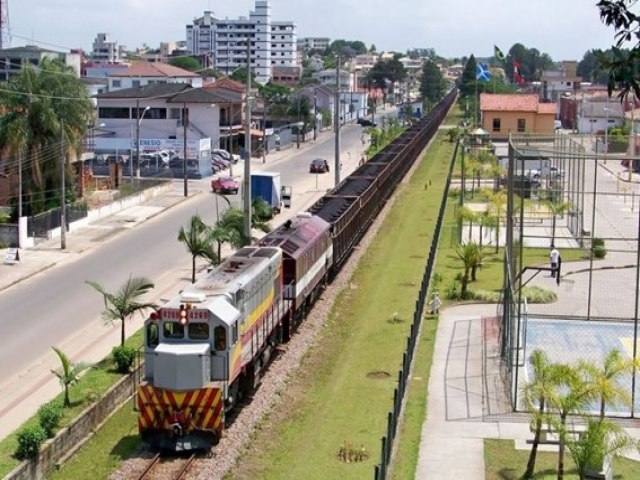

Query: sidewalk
[415,156,640,479]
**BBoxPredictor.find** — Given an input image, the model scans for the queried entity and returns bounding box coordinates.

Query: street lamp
[135,102,150,180]
[182,103,189,198]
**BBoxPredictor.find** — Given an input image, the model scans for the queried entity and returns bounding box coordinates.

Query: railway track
[137,452,198,480]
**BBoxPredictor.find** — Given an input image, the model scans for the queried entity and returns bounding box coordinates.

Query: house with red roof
[107,61,202,91]
[479,93,556,138]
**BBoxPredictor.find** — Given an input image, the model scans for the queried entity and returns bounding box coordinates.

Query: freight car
[136,89,457,451]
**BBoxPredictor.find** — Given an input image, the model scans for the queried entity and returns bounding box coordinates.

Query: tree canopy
[0,58,94,215]
[596,0,640,99]
[168,56,202,72]
[420,59,446,106]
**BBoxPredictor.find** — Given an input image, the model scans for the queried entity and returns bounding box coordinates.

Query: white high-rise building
[186,1,296,84]
[90,33,124,63]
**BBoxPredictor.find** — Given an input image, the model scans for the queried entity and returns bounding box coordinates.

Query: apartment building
[90,33,125,63]
[298,37,330,51]
[0,45,81,82]
[185,1,296,84]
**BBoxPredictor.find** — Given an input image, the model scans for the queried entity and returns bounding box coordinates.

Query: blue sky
[10,0,619,61]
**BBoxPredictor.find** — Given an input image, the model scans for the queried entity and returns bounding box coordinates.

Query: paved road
[0,116,386,440]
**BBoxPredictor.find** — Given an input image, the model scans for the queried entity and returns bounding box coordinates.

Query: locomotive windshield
[163,321,185,339]
[188,322,210,340]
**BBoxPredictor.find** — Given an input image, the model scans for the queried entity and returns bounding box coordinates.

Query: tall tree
[459,55,477,97]
[521,350,563,478]
[577,50,610,85]
[178,214,218,283]
[420,59,446,107]
[548,364,593,480]
[0,58,94,215]
[86,275,156,346]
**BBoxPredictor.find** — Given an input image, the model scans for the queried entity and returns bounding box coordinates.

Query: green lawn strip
[388,320,437,480]
[225,131,454,479]
[484,438,639,479]
[0,331,142,478]
[49,404,140,480]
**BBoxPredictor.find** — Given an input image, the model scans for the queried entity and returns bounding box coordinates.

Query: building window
[517,118,526,132]
[492,118,501,132]
[169,108,181,120]
[132,80,140,88]
[112,79,121,88]
[98,107,130,119]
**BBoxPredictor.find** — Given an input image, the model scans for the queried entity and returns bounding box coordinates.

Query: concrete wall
[5,365,142,480]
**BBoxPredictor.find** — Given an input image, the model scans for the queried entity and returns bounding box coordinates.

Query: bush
[111,345,136,374]
[15,424,46,460]
[521,285,558,303]
[38,401,63,438]
[592,237,607,259]
[593,245,607,259]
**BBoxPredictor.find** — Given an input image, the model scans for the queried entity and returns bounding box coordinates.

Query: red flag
[513,61,525,86]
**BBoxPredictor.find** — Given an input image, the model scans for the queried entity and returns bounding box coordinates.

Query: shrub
[15,424,46,460]
[38,401,63,437]
[592,237,607,258]
[593,245,607,259]
[521,285,558,303]
[111,345,136,374]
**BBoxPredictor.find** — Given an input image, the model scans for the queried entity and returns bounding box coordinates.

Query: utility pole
[183,102,188,197]
[60,119,66,250]
[334,52,341,187]
[262,97,267,164]
[17,149,22,248]
[313,88,317,141]
[243,40,252,238]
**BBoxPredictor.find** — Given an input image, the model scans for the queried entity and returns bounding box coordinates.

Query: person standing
[550,245,560,278]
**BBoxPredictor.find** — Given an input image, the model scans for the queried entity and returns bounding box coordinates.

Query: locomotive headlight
[179,304,188,325]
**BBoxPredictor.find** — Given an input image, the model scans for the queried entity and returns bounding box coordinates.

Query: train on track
[136,90,457,451]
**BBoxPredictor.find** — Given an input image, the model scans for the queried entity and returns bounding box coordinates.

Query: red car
[211,176,239,194]
[309,158,330,173]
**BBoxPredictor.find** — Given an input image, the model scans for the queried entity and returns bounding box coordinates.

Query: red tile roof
[205,77,246,93]
[480,93,556,114]
[109,61,199,78]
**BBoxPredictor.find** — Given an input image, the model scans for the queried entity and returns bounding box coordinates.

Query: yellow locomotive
[137,246,285,451]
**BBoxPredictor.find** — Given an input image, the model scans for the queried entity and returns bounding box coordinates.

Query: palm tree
[51,346,92,407]
[454,242,482,297]
[521,350,563,478]
[251,197,273,234]
[580,349,639,419]
[566,417,639,479]
[547,364,594,480]
[457,206,477,242]
[0,58,94,215]
[488,190,507,253]
[178,214,218,282]
[544,198,571,246]
[86,275,156,346]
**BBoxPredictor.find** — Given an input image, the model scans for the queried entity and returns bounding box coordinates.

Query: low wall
[5,365,142,480]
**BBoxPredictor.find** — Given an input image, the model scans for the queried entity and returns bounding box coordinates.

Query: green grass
[226,118,456,480]
[49,404,140,480]
[0,331,142,478]
[484,439,639,479]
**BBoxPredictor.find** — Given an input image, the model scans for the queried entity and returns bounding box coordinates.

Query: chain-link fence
[501,132,640,416]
